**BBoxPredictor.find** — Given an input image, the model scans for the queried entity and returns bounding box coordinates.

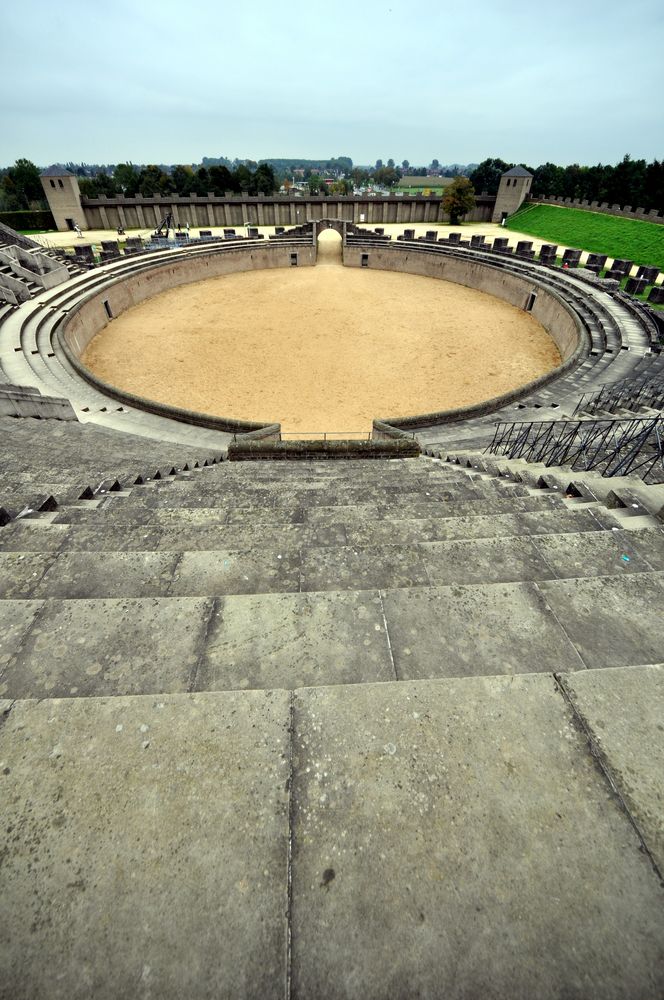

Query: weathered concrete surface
[300,544,430,592]
[532,528,656,578]
[2,598,213,699]
[0,690,290,1000]
[561,664,664,872]
[32,552,180,599]
[0,601,44,695]
[382,582,584,679]
[169,548,301,596]
[539,572,664,668]
[343,507,607,547]
[0,552,56,598]
[291,675,664,999]
[420,535,556,585]
[199,591,394,690]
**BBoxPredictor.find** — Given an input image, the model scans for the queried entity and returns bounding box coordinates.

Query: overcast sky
[2,0,663,169]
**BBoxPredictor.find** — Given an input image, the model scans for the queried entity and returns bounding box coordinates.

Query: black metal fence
[486,416,664,484]
[573,371,664,416]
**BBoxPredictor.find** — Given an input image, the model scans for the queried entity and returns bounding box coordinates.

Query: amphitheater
[0,213,663,999]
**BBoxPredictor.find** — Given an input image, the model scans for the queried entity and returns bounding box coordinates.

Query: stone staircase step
[0,597,212,699]
[532,527,663,578]
[342,507,616,547]
[561,664,664,872]
[3,674,663,998]
[52,492,567,527]
[103,484,503,511]
[0,689,290,999]
[0,506,618,554]
[5,528,663,601]
[289,673,664,999]
[382,581,584,679]
[538,572,664,668]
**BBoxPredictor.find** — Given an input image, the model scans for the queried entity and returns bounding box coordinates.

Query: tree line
[469,155,664,214]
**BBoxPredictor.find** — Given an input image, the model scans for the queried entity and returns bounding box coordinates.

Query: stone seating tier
[1,449,663,997]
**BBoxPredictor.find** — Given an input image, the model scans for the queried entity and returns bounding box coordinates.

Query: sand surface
[83,236,561,434]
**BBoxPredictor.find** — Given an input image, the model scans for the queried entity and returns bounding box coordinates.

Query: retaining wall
[60,244,315,435]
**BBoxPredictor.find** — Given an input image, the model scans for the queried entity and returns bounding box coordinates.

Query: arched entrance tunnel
[316,228,342,265]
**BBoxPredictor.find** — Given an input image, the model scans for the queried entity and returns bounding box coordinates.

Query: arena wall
[59,244,314,435]
[343,245,581,361]
[62,245,315,358]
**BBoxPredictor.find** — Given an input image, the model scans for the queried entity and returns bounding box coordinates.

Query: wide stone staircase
[1,448,663,998]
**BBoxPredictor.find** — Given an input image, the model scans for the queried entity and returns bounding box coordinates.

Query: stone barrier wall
[343,245,582,361]
[530,196,663,224]
[79,194,495,231]
[344,244,586,429]
[228,438,421,461]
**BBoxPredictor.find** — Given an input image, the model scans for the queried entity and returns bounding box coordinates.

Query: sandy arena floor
[82,234,561,434]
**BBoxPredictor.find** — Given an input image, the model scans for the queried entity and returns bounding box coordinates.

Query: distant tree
[138,165,172,197]
[330,179,352,195]
[1,158,44,210]
[468,158,512,195]
[251,163,276,195]
[172,164,195,195]
[387,158,395,168]
[430,158,440,171]
[308,173,323,194]
[351,167,370,188]
[374,159,383,171]
[531,162,564,198]
[644,158,664,212]
[208,164,236,193]
[113,162,140,196]
[78,172,117,198]
[442,176,476,225]
[401,159,410,170]
[234,164,252,192]
[373,166,401,188]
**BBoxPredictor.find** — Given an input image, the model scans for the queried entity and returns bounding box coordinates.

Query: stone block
[290,675,664,999]
[0,690,290,1000]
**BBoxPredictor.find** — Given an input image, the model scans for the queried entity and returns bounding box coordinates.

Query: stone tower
[491,166,533,223]
[40,166,84,232]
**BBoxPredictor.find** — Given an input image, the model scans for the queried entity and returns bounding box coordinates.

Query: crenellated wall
[530,195,664,224]
[78,193,496,231]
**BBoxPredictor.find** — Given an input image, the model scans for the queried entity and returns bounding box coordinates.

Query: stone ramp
[1,669,663,1000]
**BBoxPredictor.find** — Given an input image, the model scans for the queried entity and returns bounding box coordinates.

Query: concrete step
[2,534,662,601]
[2,670,663,998]
[52,492,567,526]
[0,506,620,553]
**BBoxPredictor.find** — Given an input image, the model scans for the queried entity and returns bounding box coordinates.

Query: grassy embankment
[506,203,664,270]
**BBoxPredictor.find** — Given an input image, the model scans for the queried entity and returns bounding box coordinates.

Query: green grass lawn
[506,204,664,270]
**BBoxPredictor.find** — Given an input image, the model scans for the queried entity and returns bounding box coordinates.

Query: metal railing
[573,370,664,416]
[486,415,664,484]
[279,431,372,441]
